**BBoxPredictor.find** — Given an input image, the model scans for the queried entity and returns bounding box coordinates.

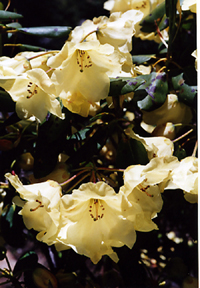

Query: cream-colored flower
[191,49,197,71]
[0,67,63,122]
[5,173,62,244]
[141,94,193,129]
[0,51,56,74]
[55,181,137,264]
[119,156,177,231]
[47,41,121,117]
[126,127,174,159]
[104,0,151,15]
[70,10,143,53]
[165,157,198,203]
[182,0,196,13]
[104,0,166,43]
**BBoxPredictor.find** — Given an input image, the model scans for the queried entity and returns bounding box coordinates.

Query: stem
[63,172,91,193]
[192,140,198,157]
[5,255,12,274]
[80,30,98,43]
[60,169,90,187]
[172,128,194,143]
[5,0,11,11]
[96,167,124,173]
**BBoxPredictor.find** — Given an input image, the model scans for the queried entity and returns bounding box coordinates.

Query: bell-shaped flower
[119,156,179,231]
[55,181,137,264]
[5,173,62,245]
[141,94,193,130]
[70,10,143,53]
[47,41,121,117]
[165,157,198,203]
[0,66,63,122]
[120,183,163,231]
[104,0,151,15]
[126,127,174,159]
[0,51,56,74]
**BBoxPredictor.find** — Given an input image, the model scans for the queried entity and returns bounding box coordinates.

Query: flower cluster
[5,140,197,264]
[0,0,197,283]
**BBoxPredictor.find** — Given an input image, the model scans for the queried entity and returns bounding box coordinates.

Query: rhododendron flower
[5,173,62,244]
[119,156,180,231]
[104,0,150,15]
[165,157,198,203]
[55,181,137,264]
[141,94,193,130]
[126,127,174,159]
[47,41,121,117]
[70,10,143,53]
[182,0,196,13]
[0,51,56,74]
[119,157,177,230]
[0,67,63,122]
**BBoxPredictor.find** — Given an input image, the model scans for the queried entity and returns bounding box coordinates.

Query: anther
[30,199,44,211]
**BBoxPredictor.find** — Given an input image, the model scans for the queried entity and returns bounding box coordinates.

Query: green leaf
[139,2,166,33]
[171,73,197,106]
[13,251,38,276]
[109,77,145,96]
[158,14,169,31]
[0,10,23,21]
[66,124,109,169]
[136,72,168,110]
[0,89,15,111]
[1,204,26,247]
[16,26,72,38]
[116,138,149,169]
[33,111,71,178]
[132,54,155,65]
[165,0,178,53]
[6,22,22,29]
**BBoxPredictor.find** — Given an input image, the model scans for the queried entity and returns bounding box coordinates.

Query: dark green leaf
[139,2,166,33]
[16,26,72,38]
[0,89,15,111]
[0,10,23,21]
[13,251,38,276]
[116,138,149,169]
[34,111,71,178]
[174,146,187,160]
[165,0,178,53]
[66,124,109,169]
[132,54,155,65]
[158,14,169,31]
[171,73,197,106]
[109,77,145,96]
[1,204,26,247]
[136,72,168,110]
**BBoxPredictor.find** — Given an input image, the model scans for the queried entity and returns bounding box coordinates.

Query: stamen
[77,50,93,73]
[30,199,44,211]
[89,199,105,221]
[138,184,153,197]
[26,82,39,99]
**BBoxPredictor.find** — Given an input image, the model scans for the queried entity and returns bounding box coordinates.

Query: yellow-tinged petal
[56,181,136,264]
